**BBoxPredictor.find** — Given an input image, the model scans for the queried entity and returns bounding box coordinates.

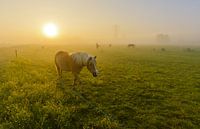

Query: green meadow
[0,44,200,129]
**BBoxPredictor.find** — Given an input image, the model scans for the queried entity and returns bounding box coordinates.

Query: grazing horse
[55,51,98,85]
[96,43,100,49]
[128,44,135,48]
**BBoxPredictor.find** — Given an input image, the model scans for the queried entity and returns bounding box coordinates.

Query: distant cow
[161,48,166,51]
[186,48,193,52]
[128,44,135,48]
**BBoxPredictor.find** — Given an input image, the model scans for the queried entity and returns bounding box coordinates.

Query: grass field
[0,44,200,129]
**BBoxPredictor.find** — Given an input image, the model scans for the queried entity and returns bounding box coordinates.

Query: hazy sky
[0,0,200,44]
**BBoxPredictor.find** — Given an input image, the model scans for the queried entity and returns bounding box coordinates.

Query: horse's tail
[55,51,62,76]
[55,51,72,75]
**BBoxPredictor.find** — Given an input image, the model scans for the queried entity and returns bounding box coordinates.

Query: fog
[0,0,200,46]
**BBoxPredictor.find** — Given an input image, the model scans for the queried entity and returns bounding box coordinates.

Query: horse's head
[87,56,98,77]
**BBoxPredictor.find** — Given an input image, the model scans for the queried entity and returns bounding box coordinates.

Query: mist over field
[1,0,200,129]
[0,0,200,46]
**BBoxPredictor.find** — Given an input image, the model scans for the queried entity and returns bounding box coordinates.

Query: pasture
[0,44,200,129]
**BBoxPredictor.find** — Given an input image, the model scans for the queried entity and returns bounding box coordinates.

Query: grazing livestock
[161,48,166,51]
[96,43,100,49]
[186,48,193,52]
[128,44,135,48]
[55,51,98,86]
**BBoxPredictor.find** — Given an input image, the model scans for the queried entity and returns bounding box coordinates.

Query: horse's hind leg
[73,74,77,86]
[56,65,62,77]
[59,70,63,78]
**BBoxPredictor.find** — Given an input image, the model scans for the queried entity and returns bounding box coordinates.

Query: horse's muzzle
[93,72,97,77]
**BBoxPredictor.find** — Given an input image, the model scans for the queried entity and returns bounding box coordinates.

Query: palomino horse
[55,51,98,85]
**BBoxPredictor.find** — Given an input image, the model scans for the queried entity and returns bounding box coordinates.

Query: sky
[0,0,200,44]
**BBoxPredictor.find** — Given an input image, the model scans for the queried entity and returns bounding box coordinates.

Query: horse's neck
[70,52,89,66]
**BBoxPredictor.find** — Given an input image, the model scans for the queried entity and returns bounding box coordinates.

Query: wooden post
[15,49,18,58]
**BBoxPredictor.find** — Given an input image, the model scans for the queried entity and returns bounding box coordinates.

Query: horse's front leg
[73,73,80,86]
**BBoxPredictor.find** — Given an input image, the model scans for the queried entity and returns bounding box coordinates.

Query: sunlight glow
[43,23,58,38]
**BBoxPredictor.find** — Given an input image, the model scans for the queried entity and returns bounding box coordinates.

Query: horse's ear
[94,56,97,59]
[89,57,92,60]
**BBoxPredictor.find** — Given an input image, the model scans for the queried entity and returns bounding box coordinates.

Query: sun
[43,23,58,38]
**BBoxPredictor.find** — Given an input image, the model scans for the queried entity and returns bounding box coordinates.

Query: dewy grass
[0,44,200,129]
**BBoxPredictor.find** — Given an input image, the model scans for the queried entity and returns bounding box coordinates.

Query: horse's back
[55,51,72,71]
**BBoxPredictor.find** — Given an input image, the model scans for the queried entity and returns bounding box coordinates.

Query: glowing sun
[43,23,58,38]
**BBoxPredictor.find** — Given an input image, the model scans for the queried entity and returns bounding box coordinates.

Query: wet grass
[0,44,200,129]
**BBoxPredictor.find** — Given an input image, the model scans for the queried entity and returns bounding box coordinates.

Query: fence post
[15,49,18,58]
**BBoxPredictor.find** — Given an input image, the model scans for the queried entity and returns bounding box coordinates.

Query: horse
[128,44,135,48]
[55,51,98,85]
[96,43,100,49]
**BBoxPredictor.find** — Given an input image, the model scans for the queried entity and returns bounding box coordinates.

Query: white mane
[69,52,92,66]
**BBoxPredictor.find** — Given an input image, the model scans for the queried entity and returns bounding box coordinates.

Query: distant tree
[156,34,170,43]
